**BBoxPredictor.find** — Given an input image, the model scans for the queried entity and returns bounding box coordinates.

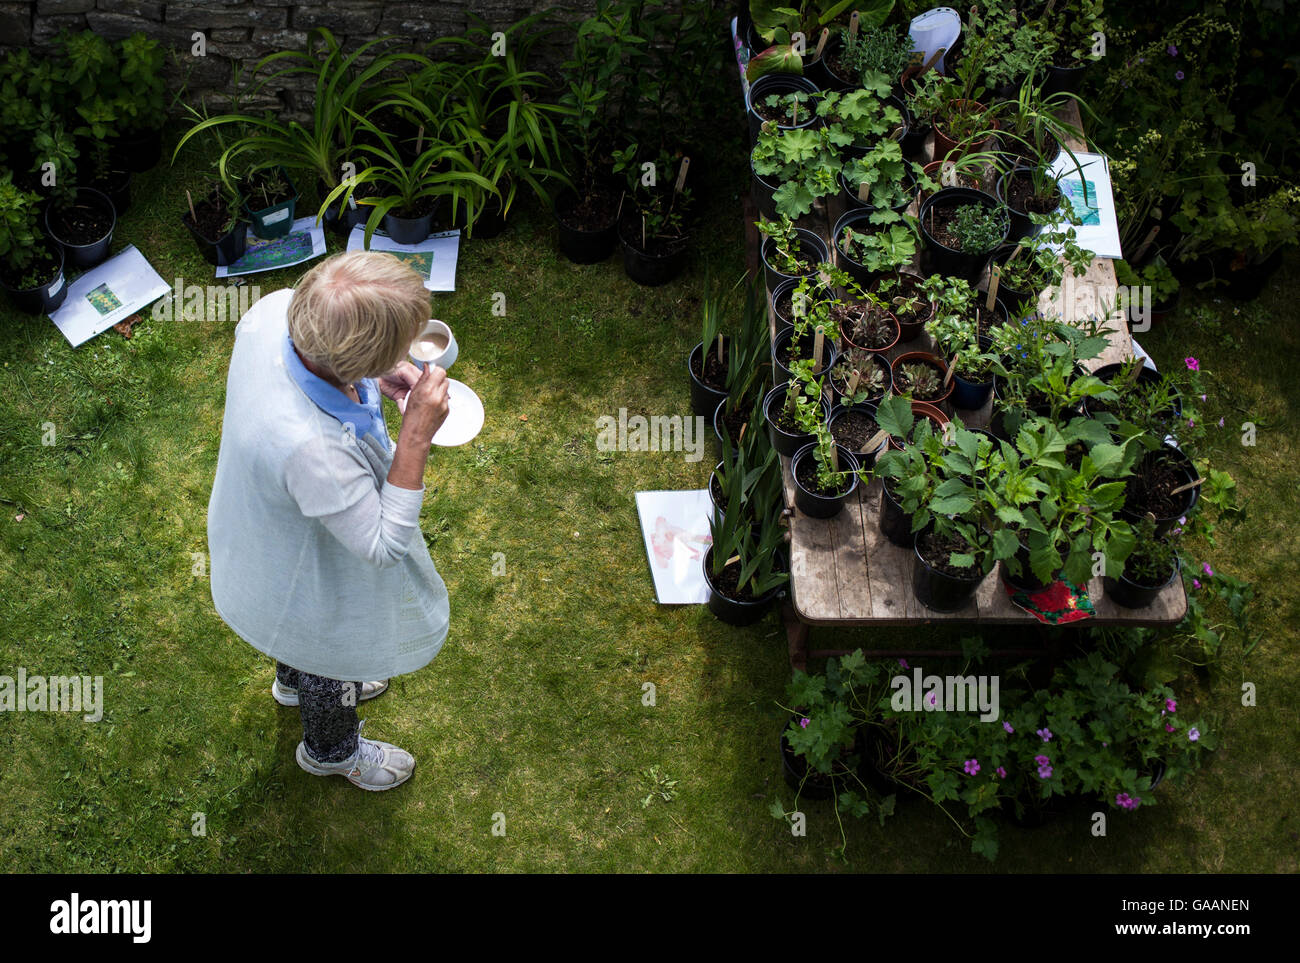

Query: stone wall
[0,1,595,115]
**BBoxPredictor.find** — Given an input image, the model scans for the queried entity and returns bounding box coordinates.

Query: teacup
[410,319,458,370]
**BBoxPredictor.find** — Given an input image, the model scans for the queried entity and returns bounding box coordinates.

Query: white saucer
[397,378,484,447]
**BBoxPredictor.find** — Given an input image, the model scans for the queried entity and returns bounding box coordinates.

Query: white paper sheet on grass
[215,216,327,278]
[49,245,170,347]
[636,490,715,605]
[346,226,461,291]
[1048,151,1123,260]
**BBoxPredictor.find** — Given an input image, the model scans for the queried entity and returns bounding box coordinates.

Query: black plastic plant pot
[45,187,116,269]
[702,546,782,626]
[828,402,888,470]
[0,241,67,315]
[182,211,249,268]
[839,97,910,162]
[950,369,995,411]
[999,543,1056,593]
[772,326,837,385]
[750,149,782,221]
[764,384,829,458]
[620,230,689,287]
[1120,445,1200,537]
[918,187,1009,282]
[832,208,886,289]
[1103,557,1181,609]
[1042,61,1087,97]
[779,719,864,801]
[745,74,821,145]
[762,228,829,296]
[554,188,618,263]
[319,183,373,237]
[791,443,859,519]
[912,531,986,612]
[689,338,731,418]
[244,172,299,240]
[771,277,834,328]
[878,479,913,548]
[111,125,163,173]
[996,166,1063,243]
[95,169,132,219]
[383,209,435,245]
[1086,362,1183,420]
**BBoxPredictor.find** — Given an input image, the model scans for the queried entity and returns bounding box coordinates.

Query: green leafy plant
[833,22,916,82]
[751,121,842,219]
[945,203,1007,255]
[747,0,894,81]
[841,139,933,220]
[758,216,819,275]
[837,220,917,273]
[0,173,46,283]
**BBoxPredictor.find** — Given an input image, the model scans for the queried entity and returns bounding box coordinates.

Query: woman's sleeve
[283,439,425,568]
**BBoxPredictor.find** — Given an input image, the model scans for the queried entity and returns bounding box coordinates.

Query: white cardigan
[207,289,449,680]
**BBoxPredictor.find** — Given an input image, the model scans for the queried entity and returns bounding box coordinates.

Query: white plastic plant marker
[909,7,961,74]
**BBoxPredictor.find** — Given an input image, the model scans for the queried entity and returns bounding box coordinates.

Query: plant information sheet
[49,245,171,347]
[635,489,714,605]
[346,227,461,292]
[215,216,328,278]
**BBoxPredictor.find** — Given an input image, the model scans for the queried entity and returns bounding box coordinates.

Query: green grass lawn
[1,139,1297,873]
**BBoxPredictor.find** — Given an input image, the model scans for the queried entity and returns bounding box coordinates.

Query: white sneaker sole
[273,679,390,707]
[295,741,414,791]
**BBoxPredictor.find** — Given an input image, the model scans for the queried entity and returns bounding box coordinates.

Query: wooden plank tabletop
[771,99,1186,629]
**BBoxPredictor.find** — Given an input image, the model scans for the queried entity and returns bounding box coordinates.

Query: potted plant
[241,165,300,240]
[816,81,906,159]
[875,270,946,341]
[764,360,830,458]
[1040,0,1106,94]
[829,346,892,408]
[1120,442,1201,538]
[918,188,1009,281]
[744,77,822,145]
[771,651,896,860]
[1102,517,1181,609]
[181,182,248,268]
[841,137,930,217]
[710,396,783,534]
[0,173,67,315]
[1114,258,1180,325]
[926,278,996,410]
[613,144,691,285]
[891,352,953,407]
[757,215,829,294]
[703,438,789,626]
[828,398,888,468]
[791,422,861,518]
[834,213,918,287]
[109,33,167,173]
[745,0,875,84]
[688,278,732,417]
[995,162,1068,242]
[750,118,843,221]
[820,21,917,93]
[714,285,775,446]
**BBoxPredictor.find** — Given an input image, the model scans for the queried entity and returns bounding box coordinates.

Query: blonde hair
[288,251,429,384]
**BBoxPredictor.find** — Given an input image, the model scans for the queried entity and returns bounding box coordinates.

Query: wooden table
[764,104,1187,670]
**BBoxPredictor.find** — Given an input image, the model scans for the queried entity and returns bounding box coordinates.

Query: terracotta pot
[891,351,954,407]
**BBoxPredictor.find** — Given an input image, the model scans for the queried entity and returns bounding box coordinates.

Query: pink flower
[1003,722,1014,734]
[898,658,909,669]
[1188,419,1195,429]
[1218,417,1225,428]
[1166,723,1176,732]
[1192,579,1201,589]
[1184,357,1199,371]
[799,717,809,728]
[1189,727,1200,742]
[1167,44,1178,56]
[996,766,1007,779]
[1166,698,1177,713]
[1175,70,1185,81]
[1202,562,1214,577]
[964,759,981,775]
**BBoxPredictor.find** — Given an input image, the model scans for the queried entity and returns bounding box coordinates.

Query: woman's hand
[397,364,450,448]
[378,360,423,407]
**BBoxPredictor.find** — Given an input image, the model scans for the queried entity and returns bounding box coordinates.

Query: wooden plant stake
[846,368,862,395]
[921,47,946,74]
[813,325,825,368]
[829,443,840,471]
[675,157,691,194]
[815,28,829,59]
[1133,224,1161,264]
[862,428,891,454]
[986,264,1002,311]
[642,215,647,250]
[943,361,957,388]
[1169,476,1206,497]
[726,554,741,567]
[416,125,425,155]
[186,189,197,224]
[858,180,870,203]
[716,332,725,366]
[849,11,860,39]
[738,421,748,445]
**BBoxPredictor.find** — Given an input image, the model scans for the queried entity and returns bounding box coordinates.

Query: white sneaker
[295,721,415,791]
[272,678,389,707]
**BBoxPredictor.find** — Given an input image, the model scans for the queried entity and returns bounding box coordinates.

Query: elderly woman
[208,251,450,791]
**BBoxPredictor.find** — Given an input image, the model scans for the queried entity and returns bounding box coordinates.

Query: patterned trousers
[276,663,360,763]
